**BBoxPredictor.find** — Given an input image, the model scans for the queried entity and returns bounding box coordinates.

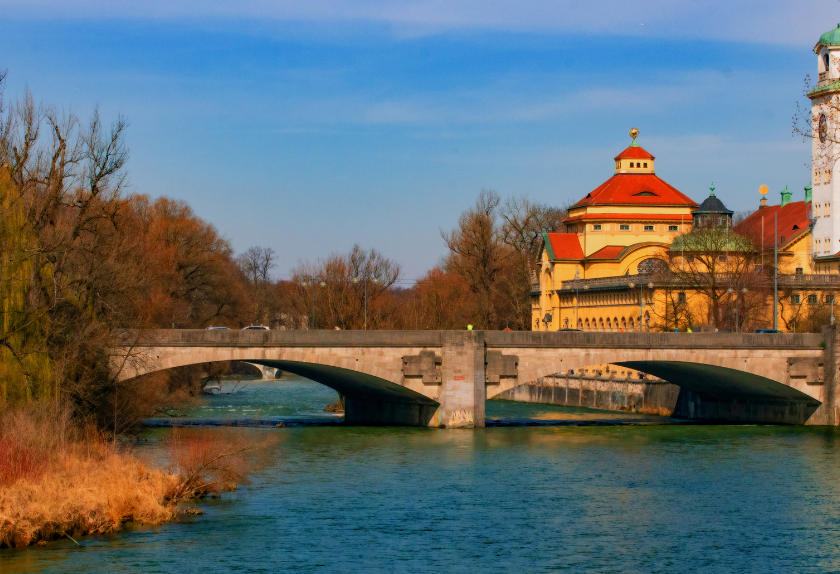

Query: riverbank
[0,406,273,549]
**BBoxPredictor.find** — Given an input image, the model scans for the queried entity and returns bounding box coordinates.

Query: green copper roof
[819,24,840,48]
[542,232,555,260]
[808,80,840,97]
[781,185,792,207]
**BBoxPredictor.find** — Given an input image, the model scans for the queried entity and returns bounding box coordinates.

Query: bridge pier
[344,396,440,426]
[811,325,840,425]
[429,331,486,428]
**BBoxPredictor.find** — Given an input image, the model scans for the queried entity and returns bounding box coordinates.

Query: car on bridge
[242,325,270,330]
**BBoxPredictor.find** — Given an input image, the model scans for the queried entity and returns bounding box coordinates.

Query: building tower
[809,24,840,259]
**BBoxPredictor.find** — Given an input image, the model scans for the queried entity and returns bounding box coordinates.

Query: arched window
[585,318,591,330]
[637,258,667,274]
[606,318,612,330]
[825,53,831,72]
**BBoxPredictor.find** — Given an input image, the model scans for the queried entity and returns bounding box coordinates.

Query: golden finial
[629,127,639,141]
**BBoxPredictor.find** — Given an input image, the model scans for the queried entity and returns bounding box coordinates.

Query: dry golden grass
[637,405,675,417]
[0,403,277,548]
[0,446,178,548]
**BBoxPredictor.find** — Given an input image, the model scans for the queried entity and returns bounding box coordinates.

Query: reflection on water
[144,374,674,427]
[5,376,840,573]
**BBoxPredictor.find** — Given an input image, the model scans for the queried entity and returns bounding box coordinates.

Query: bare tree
[442,190,505,328]
[236,247,276,287]
[290,245,401,329]
[664,226,768,330]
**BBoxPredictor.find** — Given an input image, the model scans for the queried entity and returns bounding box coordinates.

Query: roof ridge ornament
[709,182,716,197]
[629,127,640,147]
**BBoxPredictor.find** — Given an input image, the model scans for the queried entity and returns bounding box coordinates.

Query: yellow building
[532,132,837,333]
[533,130,697,331]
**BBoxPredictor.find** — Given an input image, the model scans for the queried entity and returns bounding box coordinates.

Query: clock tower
[809,24,840,259]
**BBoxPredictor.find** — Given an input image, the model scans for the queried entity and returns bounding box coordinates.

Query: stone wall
[493,375,680,416]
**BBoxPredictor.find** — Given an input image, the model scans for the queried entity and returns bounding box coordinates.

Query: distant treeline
[0,72,565,427]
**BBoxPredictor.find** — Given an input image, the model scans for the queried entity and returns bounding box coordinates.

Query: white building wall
[812,46,840,257]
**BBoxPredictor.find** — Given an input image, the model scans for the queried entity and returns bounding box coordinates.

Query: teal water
[5,376,840,573]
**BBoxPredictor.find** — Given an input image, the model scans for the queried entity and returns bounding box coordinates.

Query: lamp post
[832,294,836,326]
[628,280,654,332]
[727,286,749,332]
[300,277,326,329]
[353,275,379,329]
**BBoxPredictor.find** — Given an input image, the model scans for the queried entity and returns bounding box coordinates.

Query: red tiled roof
[733,201,811,249]
[570,174,698,209]
[545,233,584,260]
[614,145,655,160]
[563,213,692,223]
[585,246,625,260]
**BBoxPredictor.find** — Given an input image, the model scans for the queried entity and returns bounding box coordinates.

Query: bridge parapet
[113,328,837,427]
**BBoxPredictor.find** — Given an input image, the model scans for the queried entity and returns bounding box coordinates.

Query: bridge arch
[118,345,441,426]
[486,340,824,423]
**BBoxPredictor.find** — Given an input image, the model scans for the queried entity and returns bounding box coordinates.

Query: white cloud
[1,0,836,46]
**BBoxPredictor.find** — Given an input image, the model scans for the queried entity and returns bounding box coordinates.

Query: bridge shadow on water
[141,375,719,430]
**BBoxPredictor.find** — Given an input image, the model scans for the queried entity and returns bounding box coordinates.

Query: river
[4,375,840,573]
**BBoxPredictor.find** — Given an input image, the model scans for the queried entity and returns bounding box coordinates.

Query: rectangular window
[816,203,822,217]
[827,170,833,184]
[816,170,821,184]
[620,224,630,231]
[808,294,819,305]
[796,267,804,274]
[643,163,648,168]
[791,294,801,305]
[677,292,687,304]
[644,225,654,231]
[718,255,728,262]
[828,295,836,304]
[827,237,832,253]
[668,225,679,231]
[827,203,832,216]
[593,224,602,231]
[685,256,695,263]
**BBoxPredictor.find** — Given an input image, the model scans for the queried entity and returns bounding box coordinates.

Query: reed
[0,403,276,548]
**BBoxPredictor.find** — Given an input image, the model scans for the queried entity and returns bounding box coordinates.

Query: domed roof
[817,24,840,49]
[694,185,733,215]
[614,143,655,161]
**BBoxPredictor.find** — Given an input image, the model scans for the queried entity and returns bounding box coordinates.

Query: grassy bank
[0,404,273,548]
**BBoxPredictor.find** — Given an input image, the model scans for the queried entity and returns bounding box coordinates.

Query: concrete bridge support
[343,331,486,428]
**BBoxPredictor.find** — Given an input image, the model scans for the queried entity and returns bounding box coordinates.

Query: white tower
[809,24,840,259]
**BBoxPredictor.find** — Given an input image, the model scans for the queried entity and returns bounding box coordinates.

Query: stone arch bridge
[113,329,840,428]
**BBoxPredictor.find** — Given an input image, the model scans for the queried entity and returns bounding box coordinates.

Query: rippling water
[5,376,840,573]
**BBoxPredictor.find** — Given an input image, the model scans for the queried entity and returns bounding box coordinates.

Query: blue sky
[0,1,836,279]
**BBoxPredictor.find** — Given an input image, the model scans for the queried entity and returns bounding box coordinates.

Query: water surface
[5,376,840,573]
